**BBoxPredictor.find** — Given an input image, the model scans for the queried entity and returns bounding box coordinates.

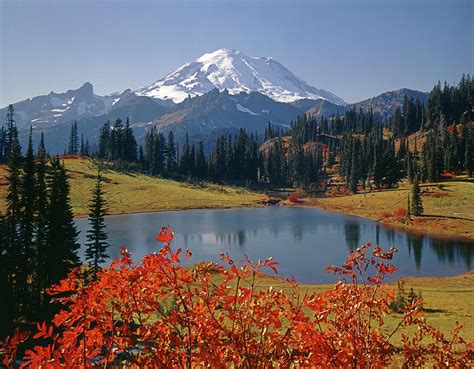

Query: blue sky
[0,0,472,106]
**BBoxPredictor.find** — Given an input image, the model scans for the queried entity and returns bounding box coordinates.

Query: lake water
[76,207,473,284]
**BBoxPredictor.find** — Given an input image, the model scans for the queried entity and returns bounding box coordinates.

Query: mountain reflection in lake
[76,207,473,284]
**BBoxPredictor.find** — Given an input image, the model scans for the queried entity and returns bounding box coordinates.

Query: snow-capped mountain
[0,82,120,130]
[135,48,347,105]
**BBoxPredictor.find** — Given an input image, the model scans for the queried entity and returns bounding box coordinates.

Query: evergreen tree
[196,141,207,179]
[84,170,109,282]
[2,135,22,330]
[45,158,79,288]
[407,193,411,218]
[123,118,138,162]
[4,104,18,161]
[166,131,177,175]
[98,121,111,159]
[19,128,36,312]
[67,122,79,155]
[34,135,49,310]
[411,177,424,216]
[464,126,473,176]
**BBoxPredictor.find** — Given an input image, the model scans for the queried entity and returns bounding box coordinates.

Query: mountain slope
[302,88,429,121]
[136,48,347,105]
[351,88,429,120]
[153,89,304,138]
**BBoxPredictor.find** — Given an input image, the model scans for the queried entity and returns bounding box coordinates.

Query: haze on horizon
[0,0,472,107]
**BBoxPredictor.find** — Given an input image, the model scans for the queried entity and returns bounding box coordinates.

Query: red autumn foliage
[441,170,457,178]
[393,207,407,221]
[287,193,300,203]
[381,208,409,222]
[1,229,473,368]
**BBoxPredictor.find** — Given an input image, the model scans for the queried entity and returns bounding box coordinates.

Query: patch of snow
[53,114,62,117]
[236,103,260,116]
[51,107,70,113]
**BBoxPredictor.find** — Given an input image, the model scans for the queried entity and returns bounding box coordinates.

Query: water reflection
[344,222,360,251]
[76,207,474,284]
[406,233,424,270]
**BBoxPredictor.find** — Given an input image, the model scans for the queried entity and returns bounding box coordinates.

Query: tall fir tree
[34,134,49,310]
[45,158,80,289]
[19,128,37,312]
[167,131,177,174]
[5,136,24,317]
[196,141,207,179]
[411,177,424,216]
[4,104,18,162]
[84,170,109,282]
[464,126,473,176]
[67,122,79,155]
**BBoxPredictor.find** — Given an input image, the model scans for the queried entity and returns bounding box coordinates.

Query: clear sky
[0,0,472,106]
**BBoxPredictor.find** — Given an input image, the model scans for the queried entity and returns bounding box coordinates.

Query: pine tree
[407,193,411,218]
[349,140,359,193]
[0,126,6,163]
[45,158,79,288]
[84,170,109,282]
[67,122,79,155]
[20,128,37,312]
[179,133,191,176]
[411,177,424,216]
[166,131,177,175]
[196,141,207,179]
[464,126,473,176]
[98,121,111,159]
[34,135,49,310]
[4,104,18,161]
[123,118,138,162]
[5,136,24,316]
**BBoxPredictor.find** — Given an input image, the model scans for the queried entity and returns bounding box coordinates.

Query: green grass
[0,157,267,217]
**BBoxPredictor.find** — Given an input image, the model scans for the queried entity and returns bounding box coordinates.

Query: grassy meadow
[296,179,474,240]
[0,157,268,217]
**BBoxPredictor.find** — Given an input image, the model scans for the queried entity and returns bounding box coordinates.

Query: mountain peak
[136,49,347,105]
[197,48,240,62]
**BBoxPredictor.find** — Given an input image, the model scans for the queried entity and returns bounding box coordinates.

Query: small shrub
[288,193,300,202]
[393,207,407,221]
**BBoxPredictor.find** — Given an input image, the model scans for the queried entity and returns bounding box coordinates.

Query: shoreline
[284,199,474,243]
[73,202,269,220]
[75,199,474,243]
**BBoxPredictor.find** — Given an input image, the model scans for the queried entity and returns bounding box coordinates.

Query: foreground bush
[1,226,473,368]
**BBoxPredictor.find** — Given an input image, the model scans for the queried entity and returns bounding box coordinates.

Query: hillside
[0,157,267,217]
[296,180,474,240]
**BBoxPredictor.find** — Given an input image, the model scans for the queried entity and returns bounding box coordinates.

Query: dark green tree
[67,122,79,155]
[19,128,36,312]
[411,177,424,216]
[45,158,79,288]
[84,170,109,282]
[166,131,177,174]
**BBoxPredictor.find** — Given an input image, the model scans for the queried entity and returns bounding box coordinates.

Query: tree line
[0,105,110,337]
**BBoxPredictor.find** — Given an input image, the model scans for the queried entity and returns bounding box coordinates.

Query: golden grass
[0,157,267,217]
[300,180,474,240]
